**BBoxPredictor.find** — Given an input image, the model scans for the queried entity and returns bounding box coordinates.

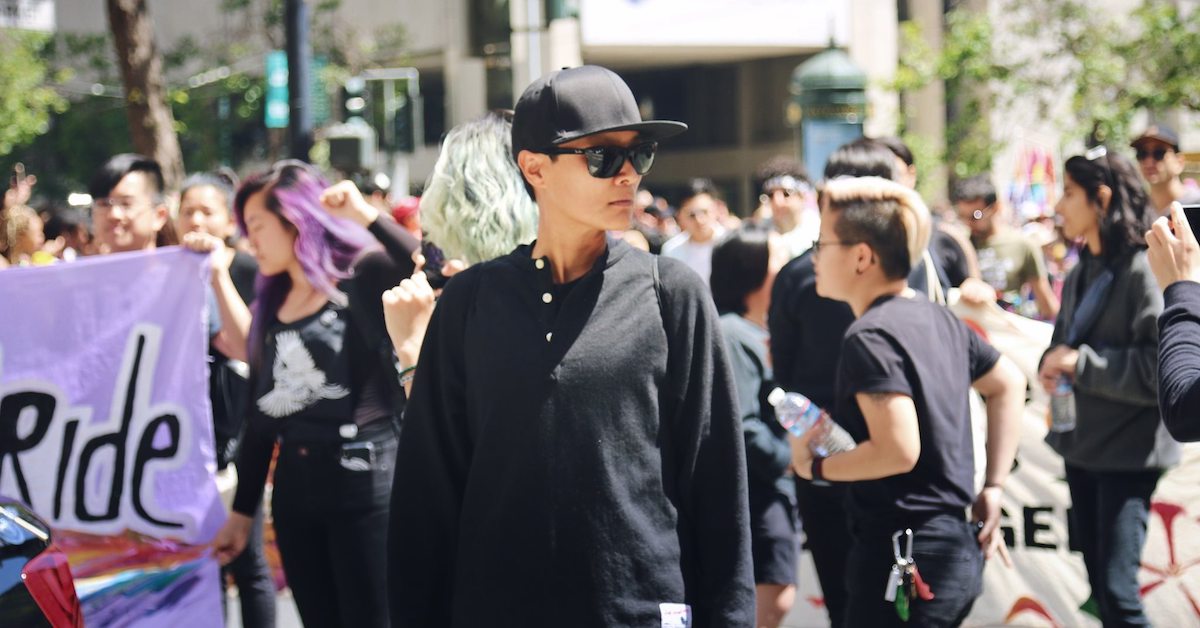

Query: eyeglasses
[962,203,996,221]
[539,142,658,178]
[91,197,155,218]
[1135,147,1169,162]
[811,238,859,254]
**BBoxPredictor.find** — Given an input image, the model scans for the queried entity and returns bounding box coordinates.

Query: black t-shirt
[929,227,971,288]
[768,249,950,410]
[209,249,258,468]
[834,294,1000,523]
[228,249,258,301]
[231,218,420,516]
[768,251,854,410]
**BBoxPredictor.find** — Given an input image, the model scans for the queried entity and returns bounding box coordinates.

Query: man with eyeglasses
[953,174,1059,320]
[755,157,818,258]
[1131,124,1200,216]
[389,65,754,627]
[88,154,177,254]
[661,178,728,285]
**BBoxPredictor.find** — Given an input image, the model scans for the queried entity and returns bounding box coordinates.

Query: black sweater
[1159,280,1200,441]
[388,238,754,627]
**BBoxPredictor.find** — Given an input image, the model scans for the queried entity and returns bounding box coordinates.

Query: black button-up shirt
[389,237,754,627]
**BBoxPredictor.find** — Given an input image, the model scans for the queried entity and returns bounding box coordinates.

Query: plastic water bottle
[1049,375,1077,433]
[767,388,858,457]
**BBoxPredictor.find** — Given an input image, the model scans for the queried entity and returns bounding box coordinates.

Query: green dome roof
[790,45,867,94]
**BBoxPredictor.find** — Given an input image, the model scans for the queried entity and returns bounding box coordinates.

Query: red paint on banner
[1003,596,1061,627]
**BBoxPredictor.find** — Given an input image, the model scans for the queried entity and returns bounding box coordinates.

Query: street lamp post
[285,0,313,161]
[788,43,868,180]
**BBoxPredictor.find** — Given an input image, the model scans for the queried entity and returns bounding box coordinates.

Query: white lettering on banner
[0,324,197,539]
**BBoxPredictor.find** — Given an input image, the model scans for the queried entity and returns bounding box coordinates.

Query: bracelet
[397,363,417,386]
[810,456,830,487]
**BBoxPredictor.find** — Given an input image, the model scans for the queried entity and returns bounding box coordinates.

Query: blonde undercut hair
[823,176,931,279]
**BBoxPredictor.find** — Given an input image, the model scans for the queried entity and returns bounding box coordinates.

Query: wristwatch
[810,456,830,487]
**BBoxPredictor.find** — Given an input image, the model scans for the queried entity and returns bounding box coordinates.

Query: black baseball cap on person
[1130,124,1181,151]
[511,65,687,161]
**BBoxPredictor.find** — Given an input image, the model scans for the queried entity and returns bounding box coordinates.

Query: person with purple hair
[202,160,418,627]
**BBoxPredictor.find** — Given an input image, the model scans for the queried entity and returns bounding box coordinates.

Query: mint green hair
[420,112,538,265]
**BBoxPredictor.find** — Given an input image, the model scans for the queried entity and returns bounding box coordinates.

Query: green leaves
[895,0,1200,187]
[0,31,67,157]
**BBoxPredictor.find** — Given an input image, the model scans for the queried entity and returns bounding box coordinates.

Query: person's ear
[854,243,872,275]
[518,150,549,193]
[1096,184,1113,211]
[152,203,169,231]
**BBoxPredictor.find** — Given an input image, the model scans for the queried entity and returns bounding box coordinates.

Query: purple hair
[233,160,381,370]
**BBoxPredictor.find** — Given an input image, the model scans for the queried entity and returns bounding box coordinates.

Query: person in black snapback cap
[389,65,755,627]
[1131,123,1200,215]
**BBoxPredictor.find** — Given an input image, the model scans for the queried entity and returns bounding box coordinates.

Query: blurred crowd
[5,64,1200,628]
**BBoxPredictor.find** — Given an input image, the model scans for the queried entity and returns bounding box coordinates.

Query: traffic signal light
[394,88,414,153]
[342,76,367,122]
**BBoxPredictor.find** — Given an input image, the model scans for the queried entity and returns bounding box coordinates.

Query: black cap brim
[552,120,688,147]
[1131,134,1180,151]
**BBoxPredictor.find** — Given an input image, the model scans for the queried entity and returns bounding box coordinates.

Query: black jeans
[272,421,396,628]
[795,479,851,628]
[844,512,983,628]
[1065,465,1160,628]
[222,502,276,627]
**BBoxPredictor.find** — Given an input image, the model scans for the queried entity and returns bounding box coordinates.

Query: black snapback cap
[511,65,687,161]
[1131,124,1181,151]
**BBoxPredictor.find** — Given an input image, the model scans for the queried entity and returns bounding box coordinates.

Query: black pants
[844,512,983,628]
[222,502,276,627]
[795,478,851,628]
[272,422,396,628]
[1065,465,1160,628]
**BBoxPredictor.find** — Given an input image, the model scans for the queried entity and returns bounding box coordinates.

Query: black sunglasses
[540,142,658,178]
[1135,147,1169,162]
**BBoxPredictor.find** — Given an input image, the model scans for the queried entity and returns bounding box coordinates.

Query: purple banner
[0,247,224,626]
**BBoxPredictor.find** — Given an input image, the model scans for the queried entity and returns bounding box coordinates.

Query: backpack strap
[923,250,946,306]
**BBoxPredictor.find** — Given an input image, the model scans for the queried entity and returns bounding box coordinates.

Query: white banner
[579,0,848,49]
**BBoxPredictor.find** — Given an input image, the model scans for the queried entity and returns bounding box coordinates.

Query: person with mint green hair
[419,110,538,265]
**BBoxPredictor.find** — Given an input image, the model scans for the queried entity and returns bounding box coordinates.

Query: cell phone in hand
[1176,204,1200,241]
[421,240,449,290]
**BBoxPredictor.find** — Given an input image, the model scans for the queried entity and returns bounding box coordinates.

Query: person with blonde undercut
[791,177,1025,627]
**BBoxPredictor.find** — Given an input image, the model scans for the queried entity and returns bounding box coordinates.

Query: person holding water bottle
[1039,146,1179,626]
[710,226,794,628]
[789,176,1024,627]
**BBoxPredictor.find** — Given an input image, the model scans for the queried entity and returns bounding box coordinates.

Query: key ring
[891,528,914,563]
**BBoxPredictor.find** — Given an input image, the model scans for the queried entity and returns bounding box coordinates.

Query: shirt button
[535,259,545,270]
[542,292,552,303]
[546,332,553,342]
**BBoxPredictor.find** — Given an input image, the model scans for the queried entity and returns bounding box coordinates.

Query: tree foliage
[894,0,1200,183]
[0,31,68,157]
[1,0,408,198]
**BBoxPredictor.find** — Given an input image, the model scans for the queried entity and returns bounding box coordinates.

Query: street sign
[265,50,289,129]
[311,55,331,126]
[265,51,330,129]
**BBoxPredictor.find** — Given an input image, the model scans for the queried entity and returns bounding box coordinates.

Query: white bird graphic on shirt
[257,330,350,418]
